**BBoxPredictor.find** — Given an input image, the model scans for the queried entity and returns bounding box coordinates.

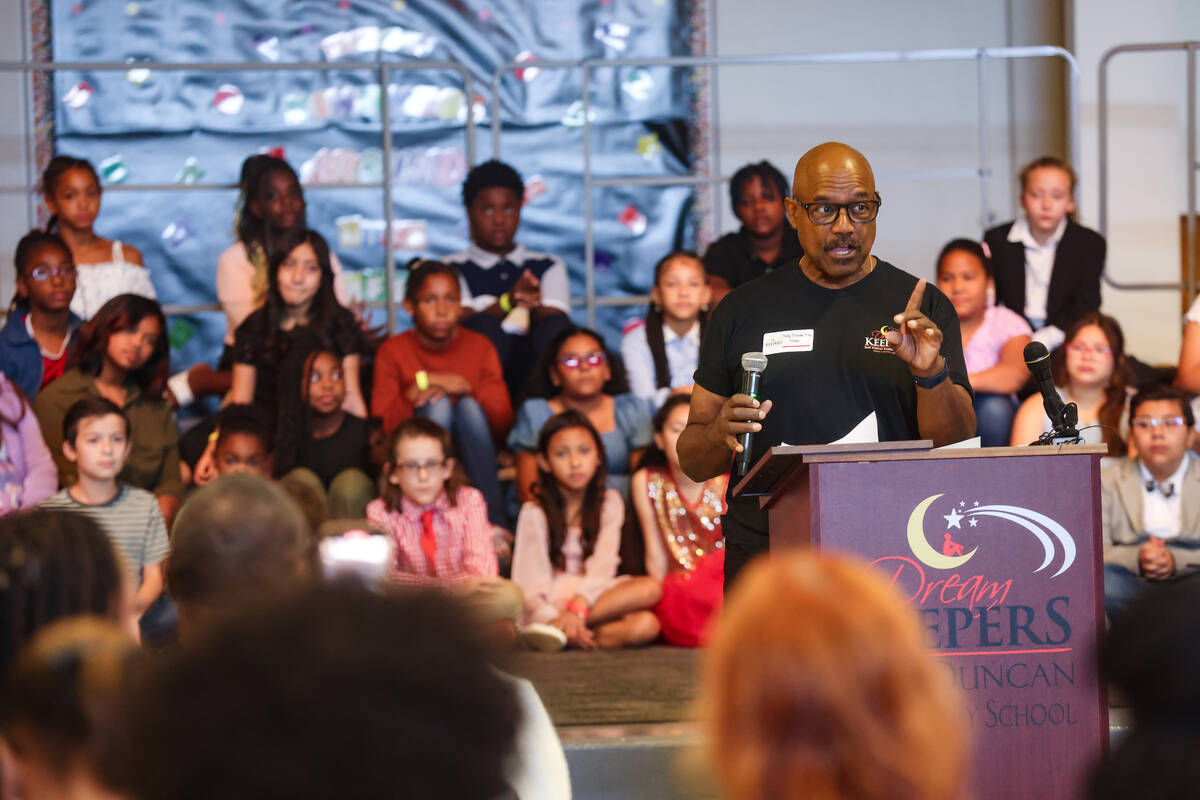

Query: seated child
[213,403,274,478]
[0,618,136,800]
[1,230,82,398]
[33,293,183,525]
[984,156,1104,351]
[621,250,710,408]
[39,396,168,621]
[228,227,366,418]
[510,326,652,503]
[702,160,803,304]
[631,394,727,646]
[367,418,520,624]
[0,373,57,516]
[445,160,571,398]
[1102,384,1200,622]
[275,345,373,519]
[372,259,513,525]
[511,410,661,651]
[218,154,348,353]
[1010,312,1132,457]
[935,239,1032,446]
[40,156,156,320]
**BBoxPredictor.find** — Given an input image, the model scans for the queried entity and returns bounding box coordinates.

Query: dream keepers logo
[904,493,1076,578]
[864,324,893,353]
[869,493,1078,652]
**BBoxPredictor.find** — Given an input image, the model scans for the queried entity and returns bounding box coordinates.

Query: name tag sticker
[762,329,814,356]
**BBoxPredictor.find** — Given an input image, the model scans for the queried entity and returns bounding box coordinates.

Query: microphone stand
[1031,402,1082,446]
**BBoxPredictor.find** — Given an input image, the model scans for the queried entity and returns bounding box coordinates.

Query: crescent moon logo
[907,494,977,569]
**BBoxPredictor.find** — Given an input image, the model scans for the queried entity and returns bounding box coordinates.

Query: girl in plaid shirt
[366,418,521,623]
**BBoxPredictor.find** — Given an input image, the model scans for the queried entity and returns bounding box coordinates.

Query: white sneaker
[519,623,567,652]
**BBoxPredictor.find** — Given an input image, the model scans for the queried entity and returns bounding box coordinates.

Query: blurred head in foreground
[0,510,130,674]
[166,474,316,640]
[105,583,520,800]
[701,552,968,800]
[1,617,136,800]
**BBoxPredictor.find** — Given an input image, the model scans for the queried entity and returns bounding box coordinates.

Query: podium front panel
[772,451,1105,800]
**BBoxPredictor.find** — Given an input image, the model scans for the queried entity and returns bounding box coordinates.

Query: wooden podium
[733,441,1109,800]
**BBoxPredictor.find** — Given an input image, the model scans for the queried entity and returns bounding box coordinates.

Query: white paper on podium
[934,436,982,450]
[782,412,879,447]
[830,412,879,445]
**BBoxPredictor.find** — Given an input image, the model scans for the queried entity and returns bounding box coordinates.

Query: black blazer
[983,219,1105,331]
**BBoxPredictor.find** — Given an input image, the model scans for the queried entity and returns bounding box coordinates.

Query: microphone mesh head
[741,352,768,373]
[1023,341,1050,366]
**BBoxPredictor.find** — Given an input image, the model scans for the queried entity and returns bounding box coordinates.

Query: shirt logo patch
[762,329,813,356]
[864,325,893,354]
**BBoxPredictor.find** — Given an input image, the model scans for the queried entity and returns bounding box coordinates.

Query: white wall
[712,0,1066,283]
[1072,0,1200,364]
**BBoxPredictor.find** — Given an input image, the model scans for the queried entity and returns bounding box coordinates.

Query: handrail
[489,46,1080,327]
[1097,41,1199,297]
[0,58,479,333]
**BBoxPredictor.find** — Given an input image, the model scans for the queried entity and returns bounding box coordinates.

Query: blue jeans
[417,395,507,526]
[1104,563,1144,623]
[462,309,571,400]
[974,392,1018,447]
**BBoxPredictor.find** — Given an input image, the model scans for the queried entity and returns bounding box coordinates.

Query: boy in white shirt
[984,156,1105,352]
[1102,384,1200,620]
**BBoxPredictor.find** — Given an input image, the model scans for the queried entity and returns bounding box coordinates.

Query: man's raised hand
[885,279,944,377]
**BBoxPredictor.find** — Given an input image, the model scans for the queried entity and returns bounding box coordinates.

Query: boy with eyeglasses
[984,156,1104,352]
[1102,384,1200,620]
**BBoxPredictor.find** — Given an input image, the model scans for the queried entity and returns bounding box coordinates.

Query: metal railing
[0,58,479,334]
[1098,41,1199,300]
[488,46,1081,328]
[0,46,1080,332]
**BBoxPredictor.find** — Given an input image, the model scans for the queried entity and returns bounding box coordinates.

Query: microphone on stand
[1022,341,1081,445]
[734,352,768,477]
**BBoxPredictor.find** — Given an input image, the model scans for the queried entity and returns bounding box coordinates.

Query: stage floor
[505,645,700,727]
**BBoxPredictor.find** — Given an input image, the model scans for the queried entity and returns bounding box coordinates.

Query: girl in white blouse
[510,410,661,650]
[41,156,155,321]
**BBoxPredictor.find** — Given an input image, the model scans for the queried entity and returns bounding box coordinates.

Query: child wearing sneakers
[444,160,572,398]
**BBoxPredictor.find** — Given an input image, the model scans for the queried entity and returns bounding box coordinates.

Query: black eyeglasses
[792,193,882,225]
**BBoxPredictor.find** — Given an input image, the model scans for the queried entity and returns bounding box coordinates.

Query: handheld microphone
[1022,341,1080,444]
[734,352,768,477]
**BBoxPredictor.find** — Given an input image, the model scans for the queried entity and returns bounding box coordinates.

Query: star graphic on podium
[968,518,979,527]
[944,508,964,529]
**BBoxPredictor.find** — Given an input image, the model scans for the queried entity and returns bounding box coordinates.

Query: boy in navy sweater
[444,160,571,399]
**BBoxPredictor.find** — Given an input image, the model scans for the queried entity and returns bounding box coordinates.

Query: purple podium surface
[734,442,1108,800]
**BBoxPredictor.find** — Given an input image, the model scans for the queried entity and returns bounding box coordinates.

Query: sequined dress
[644,466,727,573]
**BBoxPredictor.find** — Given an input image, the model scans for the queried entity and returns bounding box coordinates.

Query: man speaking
[678,142,976,586]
